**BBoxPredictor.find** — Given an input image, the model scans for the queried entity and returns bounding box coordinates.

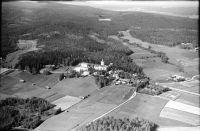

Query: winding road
[186,75,199,82]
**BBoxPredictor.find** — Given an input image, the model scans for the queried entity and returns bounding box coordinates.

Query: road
[167,86,200,96]
[91,91,137,123]
[185,75,199,82]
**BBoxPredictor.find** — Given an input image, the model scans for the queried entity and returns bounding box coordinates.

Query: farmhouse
[81,71,90,77]
[99,18,111,21]
[40,68,50,74]
[119,78,130,84]
[170,75,186,82]
[44,65,55,68]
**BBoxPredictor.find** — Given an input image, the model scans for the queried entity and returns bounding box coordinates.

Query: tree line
[77,116,158,131]
[0,97,56,130]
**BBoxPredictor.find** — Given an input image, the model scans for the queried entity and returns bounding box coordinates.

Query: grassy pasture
[36,90,57,99]
[160,81,199,94]
[52,95,81,110]
[2,70,15,75]
[0,93,10,101]
[0,75,19,86]
[2,81,32,95]
[52,76,98,97]
[131,52,157,59]
[36,112,93,131]
[79,85,133,108]
[7,70,22,77]
[40,74,60,88]
[14,71,31,79]
[156,91,180,101]
[175,91,200,107]
[24,73,43,82]
[26,74,44,83]
[98,85,133,105]
[160,107,199,126]
[37,85,134,130]
[46,93,66,103]
[13,85,46,99]
[14,72,60,88]
[35,74,58,87]
[150,45,199,76]
[108,93,190,127]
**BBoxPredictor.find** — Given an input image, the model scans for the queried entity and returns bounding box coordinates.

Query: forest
[0,97,58,130]
[77,116,158,131]
[129,28,198,47]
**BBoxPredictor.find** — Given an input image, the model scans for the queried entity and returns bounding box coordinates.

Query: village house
[73,62,89,73]
[39,68,50,74]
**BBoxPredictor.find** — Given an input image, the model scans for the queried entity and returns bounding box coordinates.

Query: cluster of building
[38,31,60,38]
[40,65,56,74]
[180,43,194,49]
[169,75,186,82]
[73,59,112,76]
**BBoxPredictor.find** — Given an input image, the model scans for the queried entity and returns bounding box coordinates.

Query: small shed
[20,79,25,83]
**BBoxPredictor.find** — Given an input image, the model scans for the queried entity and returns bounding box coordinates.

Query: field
[51,76,98,97]
[160,100,200,126]
[156,91,181,100]
[107,93,191,127]
[7,70,22,77]
[0,75,19,93]
[0,70,61,101]
[159,80,200,94]
[52,95,81,110]
[113,30,199,95]
[160,108,199,126]
[175,91,200,107]
[0,93,10,101]
[13,85,46,99]
[36,85,135,130]
[14,71,60,88]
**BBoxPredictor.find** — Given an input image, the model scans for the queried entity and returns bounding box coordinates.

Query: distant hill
[1,1,198,57]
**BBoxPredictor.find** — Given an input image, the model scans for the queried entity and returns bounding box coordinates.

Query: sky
[88,1,198,7]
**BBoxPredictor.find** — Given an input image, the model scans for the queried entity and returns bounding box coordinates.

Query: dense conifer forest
[0,97,56,130]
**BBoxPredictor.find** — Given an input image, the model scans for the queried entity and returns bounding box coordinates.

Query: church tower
[101,59,104,65]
